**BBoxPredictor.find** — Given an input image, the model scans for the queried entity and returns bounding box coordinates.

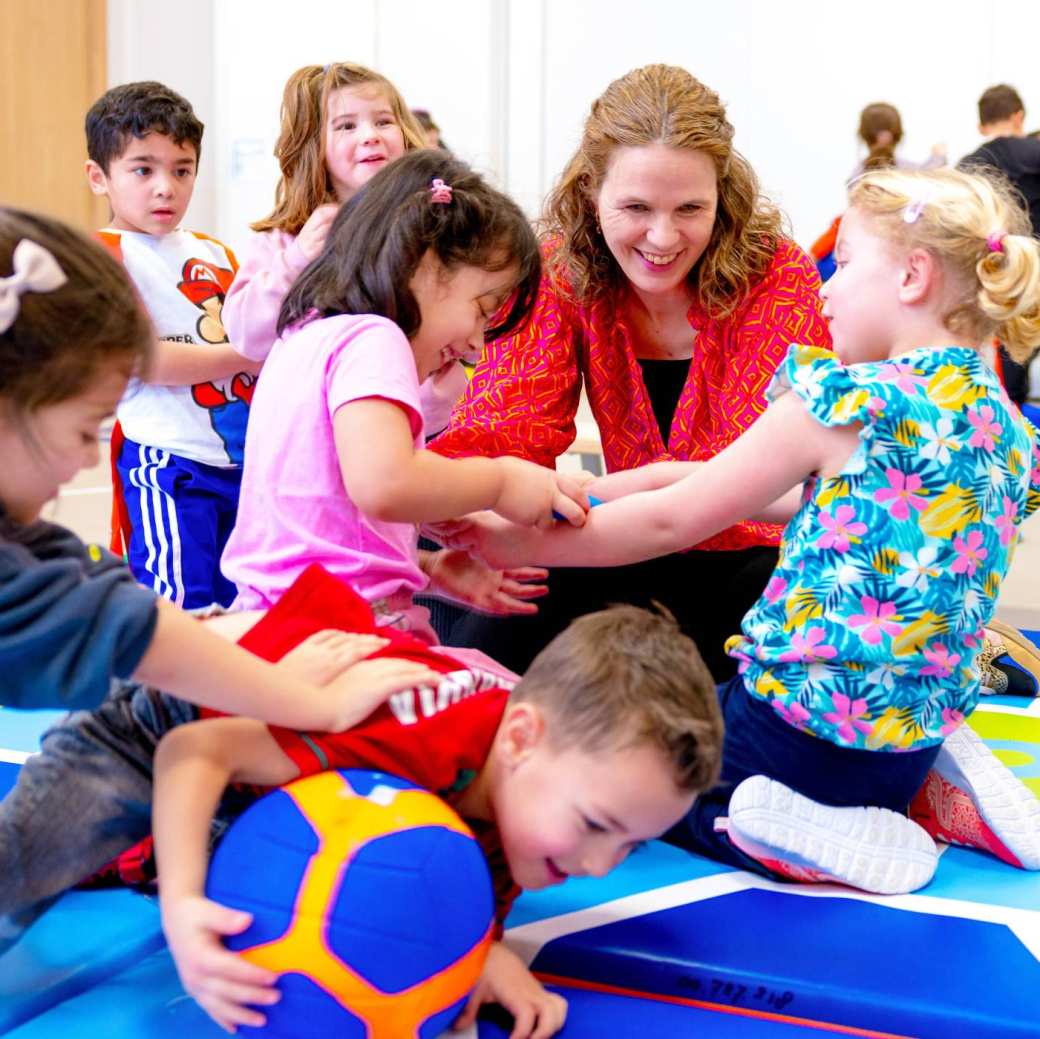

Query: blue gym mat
[1,640,1038,1037]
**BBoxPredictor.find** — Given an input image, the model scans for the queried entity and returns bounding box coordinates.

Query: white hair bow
[0,239,68,334]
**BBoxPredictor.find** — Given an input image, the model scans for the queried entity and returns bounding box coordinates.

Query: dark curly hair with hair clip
[86,81,204,173]
[279,150,540,343]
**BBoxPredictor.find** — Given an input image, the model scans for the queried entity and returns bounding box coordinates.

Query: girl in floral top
[449,166,1040,894]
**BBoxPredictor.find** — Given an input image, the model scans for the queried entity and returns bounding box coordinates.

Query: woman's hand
[424,549,548,615]
[295,203,339,261]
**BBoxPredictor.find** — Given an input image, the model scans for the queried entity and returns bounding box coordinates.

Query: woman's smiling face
[595,142,718,302]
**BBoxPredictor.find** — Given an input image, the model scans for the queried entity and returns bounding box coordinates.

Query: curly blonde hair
[848,167,1040,362]
[252,63,425,236]
[543,64,784,318]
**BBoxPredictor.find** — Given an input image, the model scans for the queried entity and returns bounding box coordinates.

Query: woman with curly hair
[431,64,831,676]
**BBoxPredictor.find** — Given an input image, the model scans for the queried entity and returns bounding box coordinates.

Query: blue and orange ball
[205,769,495,1038]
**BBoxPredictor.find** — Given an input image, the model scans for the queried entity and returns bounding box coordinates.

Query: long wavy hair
[252,63,425,236]
[543,64,784,319]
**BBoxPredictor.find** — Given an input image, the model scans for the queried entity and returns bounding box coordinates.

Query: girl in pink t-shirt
[221,150,588,644]
[223,62,467,432]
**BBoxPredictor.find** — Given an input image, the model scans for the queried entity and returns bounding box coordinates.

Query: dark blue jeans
[665,676,942,877]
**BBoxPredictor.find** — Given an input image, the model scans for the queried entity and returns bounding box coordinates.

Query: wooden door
[0,0,107,231]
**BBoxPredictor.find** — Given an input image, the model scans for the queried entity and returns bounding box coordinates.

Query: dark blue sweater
[0,511,157,710]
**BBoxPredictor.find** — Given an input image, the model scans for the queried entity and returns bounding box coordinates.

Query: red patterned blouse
[432,238,831,551]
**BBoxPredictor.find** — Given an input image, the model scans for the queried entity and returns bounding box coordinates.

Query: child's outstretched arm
[154,717,301,1034]
[335,398,588,529]
[463,392,857,570]
[133,599,437,731]
[155,648,437,1033]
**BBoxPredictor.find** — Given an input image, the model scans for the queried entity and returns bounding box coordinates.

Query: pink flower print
[847,596,903,645]
[873,469,928,520]
[940,708,965,737]
[772,697,811,727]
[778,626,839,663]
[816,504,868,552]
[822,693,873,744]
[878,361,928,395]
[867,396,887,417]
[919,642,961,678]
[995,495,1018,547]
[966,404,1002,452]
[951,529,988,577]
[763,575,789,604]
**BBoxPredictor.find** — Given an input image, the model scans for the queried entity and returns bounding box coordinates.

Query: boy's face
[490,704,695,891]
[86,131,197,235]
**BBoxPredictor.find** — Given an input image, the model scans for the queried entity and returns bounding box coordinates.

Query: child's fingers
[198,975,280,1009]
[198,902,258,940]
[547,490,586,529]
[503,567,549,582]
[452,982,485,1030]
[198,993,268,1033]
[489,594,540,616]
[499,578,548,599]
[198,947,278,988]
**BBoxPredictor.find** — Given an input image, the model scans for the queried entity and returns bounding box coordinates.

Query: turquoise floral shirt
[727,344,1040,751]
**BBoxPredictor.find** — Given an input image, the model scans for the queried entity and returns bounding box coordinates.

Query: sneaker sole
[986,620,1040,691]
[728,775,938,895]
[930,724,1040,869]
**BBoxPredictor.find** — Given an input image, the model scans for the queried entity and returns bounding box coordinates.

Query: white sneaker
[720,775,938,894]
[909,723,1040,869]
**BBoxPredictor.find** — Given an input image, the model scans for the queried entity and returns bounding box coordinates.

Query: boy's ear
[898,247,936,305]
[85,160,109,196]
[497,702,547,769]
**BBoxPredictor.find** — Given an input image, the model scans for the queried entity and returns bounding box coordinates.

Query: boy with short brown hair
[152,571,722,1037]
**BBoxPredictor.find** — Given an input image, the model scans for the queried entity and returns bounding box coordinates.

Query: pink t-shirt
[221,313,428,610]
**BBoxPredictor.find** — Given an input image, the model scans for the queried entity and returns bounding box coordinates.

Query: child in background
[0,208,441,945]
[221,149,587,649]
[850,102,946,180]
[151,569,723,1035]
[450,167,1040,891]
[960,84,1040,407]
[223,63,466,436]
[85,82,256,610]
[412,107,452,152]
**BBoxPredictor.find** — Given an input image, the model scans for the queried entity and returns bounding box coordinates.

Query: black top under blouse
[637,357,692,445]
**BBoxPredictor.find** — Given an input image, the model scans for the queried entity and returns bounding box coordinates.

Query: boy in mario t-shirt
[85,81,259,609]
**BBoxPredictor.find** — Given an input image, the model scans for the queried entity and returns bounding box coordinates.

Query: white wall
[107,0,1040,256]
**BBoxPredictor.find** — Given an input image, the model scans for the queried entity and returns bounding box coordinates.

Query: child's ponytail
[977,232,1040,363]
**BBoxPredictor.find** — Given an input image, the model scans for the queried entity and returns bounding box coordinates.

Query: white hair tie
[0,239,68,334]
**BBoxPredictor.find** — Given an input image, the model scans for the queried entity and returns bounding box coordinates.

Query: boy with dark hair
[148,566,723,1035]
[85,81,258,610]
[959,83,1040,403]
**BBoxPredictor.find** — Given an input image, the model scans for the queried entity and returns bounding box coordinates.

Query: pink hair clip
[986,230,1007,254]
[430,178,453,205]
